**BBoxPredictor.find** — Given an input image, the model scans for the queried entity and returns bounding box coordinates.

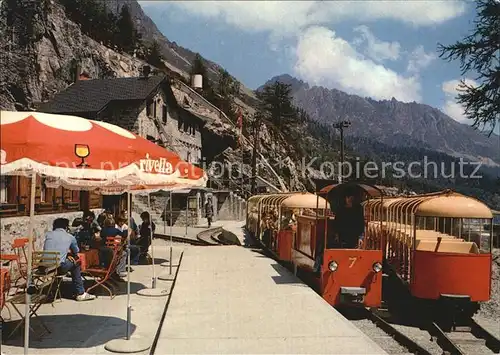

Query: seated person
[76,210,101,246]
[43,218,96,301]
[119,210,138,238]
[136,211,155,256]
[97,209,112,228]
[116,214,141,266]
[97,217,128,277]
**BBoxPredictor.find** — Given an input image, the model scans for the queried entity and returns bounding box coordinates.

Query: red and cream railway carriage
[365,190,494,320]
[246,181,385,309]
[292,181,384,308]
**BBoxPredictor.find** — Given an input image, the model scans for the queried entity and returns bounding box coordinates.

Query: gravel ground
[389,322,442,355]
[444,327,497,354]
[351,318,412,354]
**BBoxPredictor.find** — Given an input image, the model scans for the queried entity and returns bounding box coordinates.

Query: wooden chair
[6,251,60,340]
[83,239,122,299]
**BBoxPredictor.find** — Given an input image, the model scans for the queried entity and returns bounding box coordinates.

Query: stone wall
[0,209,103,253]
[216,192,234,220]
[104,87,203,165]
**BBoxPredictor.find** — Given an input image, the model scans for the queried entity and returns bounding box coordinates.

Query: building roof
[39,76,167,115]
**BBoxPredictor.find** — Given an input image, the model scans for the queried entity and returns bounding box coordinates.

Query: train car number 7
[348,257,358,268]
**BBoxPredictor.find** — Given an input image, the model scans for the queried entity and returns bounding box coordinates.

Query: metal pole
[169,191,173,275]
[126,192,131,340]
[185,198,188,236]
[339,125,344,184]
[24,173,36,355]
[163,194,166,236]
[148,194,156,289]
[251,115,260,195]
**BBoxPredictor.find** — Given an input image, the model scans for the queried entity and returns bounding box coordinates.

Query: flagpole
[238,110,244,197]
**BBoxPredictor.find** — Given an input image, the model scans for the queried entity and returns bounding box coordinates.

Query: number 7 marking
[348,257,357,268]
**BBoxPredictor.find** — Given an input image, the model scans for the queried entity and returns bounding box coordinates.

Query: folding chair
[11,238,30,291]
[83,239,121,299]
[6,251,60,340]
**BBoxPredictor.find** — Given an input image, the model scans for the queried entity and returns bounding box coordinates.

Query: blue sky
[140,1,498,134]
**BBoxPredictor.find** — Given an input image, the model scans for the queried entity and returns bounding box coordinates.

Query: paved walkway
[153,246,387,354]
[0,239,184,355]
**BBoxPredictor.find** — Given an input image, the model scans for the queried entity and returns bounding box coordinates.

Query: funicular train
[246,181,495,320]
[365,190,494,322]
[246,180,385,308]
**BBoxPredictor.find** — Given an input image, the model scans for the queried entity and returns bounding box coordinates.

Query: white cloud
[139,0,466,104]
[407,45,437,73]
[441,79,478,123]
[352,25,400,62]
[141,1,467,35]
[293,26,421,102]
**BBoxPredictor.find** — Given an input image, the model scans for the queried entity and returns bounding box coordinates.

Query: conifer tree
[438,0,500,135]
[116,4,140,53]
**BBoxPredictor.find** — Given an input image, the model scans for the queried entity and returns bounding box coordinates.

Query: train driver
[334,190,365,249]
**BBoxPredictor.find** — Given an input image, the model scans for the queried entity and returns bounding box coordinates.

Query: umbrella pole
[105,192,150,353]
[148,194,156,289]
[126,192,131,340]
[24,173,36,355]
[169,191,173,275]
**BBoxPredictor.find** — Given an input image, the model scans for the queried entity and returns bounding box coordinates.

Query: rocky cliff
[0,0,308,193]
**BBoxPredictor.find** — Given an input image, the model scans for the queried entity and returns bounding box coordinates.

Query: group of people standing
[42,208,156,302]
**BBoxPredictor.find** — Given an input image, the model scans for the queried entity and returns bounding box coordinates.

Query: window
[0,176,9,203]
[40,178,47,203]
[162,104,167,124]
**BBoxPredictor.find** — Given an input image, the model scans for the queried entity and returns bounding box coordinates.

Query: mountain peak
[257,74,309,92]
[263,76,499,166]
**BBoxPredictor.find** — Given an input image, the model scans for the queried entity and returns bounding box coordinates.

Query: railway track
[428,320,500,355]
[155,233,210,246]
[155,227,228,246]
[365,309,433,355]
[346,307,500,355]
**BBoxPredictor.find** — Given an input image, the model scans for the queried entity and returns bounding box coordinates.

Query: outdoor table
[78,249,100,271]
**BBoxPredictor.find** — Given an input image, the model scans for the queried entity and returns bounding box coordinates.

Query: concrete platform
[0,239,184,355]
[153,246,387,354]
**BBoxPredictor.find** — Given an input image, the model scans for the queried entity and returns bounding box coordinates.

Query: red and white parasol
[0,111,207,188]
[0,110,207,354]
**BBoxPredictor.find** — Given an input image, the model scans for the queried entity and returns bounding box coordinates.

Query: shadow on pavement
[57,280,147,299]
[1,314,137,348]
[139,257,168,265]
[270,263,308,286]
[249,248,307,286]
